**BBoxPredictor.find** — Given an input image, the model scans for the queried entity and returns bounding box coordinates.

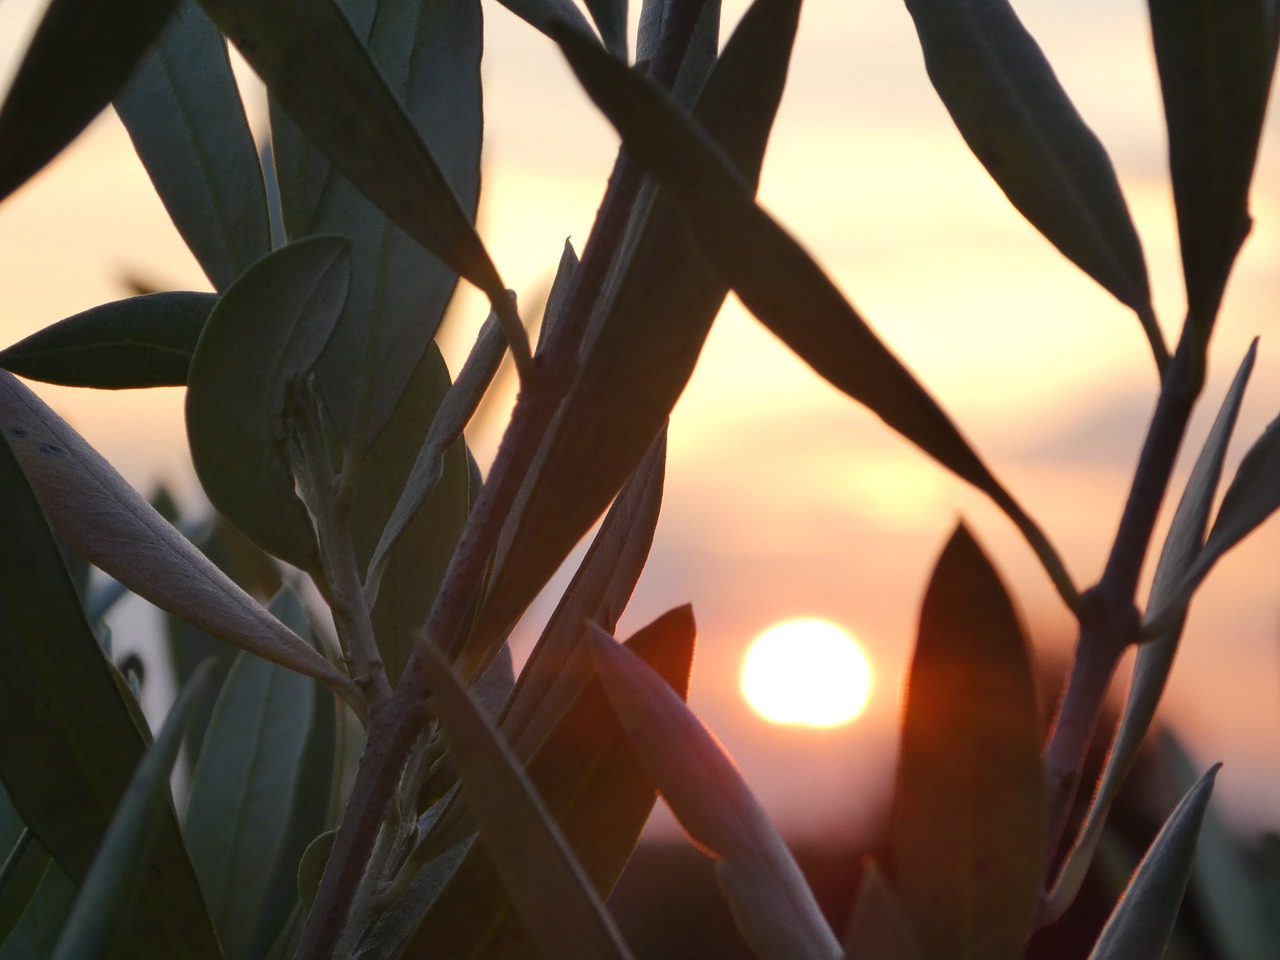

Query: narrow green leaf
[1088,765,1221,960]
[115,0,272,292]
[186,236,350,572]
[902,0,1161,363]
[412,637,635,960]
[0,370,359,703]
[1149,0,1279,337]
[1047,342,1256,920]
[347,342,469,684]
[0,855,76,960]
[588,625,843,960]
[51,664,215,960]
[0,0,180,204]
[197,0,509,311]
[185,587,334,960]
[892,524,1045,960]
[550,16,1078,609]
[475,0,796,659]
[404,607,695,959]
[0,433,220,959]
[1,797,53,948]
[0,292,214,389]
[584,0,628,58]
[843,859,923,960]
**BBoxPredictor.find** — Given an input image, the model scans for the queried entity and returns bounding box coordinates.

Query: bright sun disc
[741,619,873,727]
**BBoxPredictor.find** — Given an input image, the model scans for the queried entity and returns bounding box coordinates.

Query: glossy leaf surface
[115,0,271,291]
[892,525,1045,960]
[0,0,180,203]
[0,435,219,959]
[1150,0,1279,337]
[0,292,213,389]
[589,624,843,960]
[1088,765,1220,960]
[0,370,357,702]
[186,236,350,572]
[50,664,214,960]
[551,18,1076,607]
[903,0,1160,361]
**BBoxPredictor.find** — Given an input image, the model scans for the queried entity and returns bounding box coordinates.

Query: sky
[1,0,1278,842]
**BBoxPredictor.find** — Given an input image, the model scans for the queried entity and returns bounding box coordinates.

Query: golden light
[740,619,873,728]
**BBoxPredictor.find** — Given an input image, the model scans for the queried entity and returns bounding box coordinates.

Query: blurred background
[1,0,1277,953]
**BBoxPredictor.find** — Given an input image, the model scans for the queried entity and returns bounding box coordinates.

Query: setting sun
[740,619,873,728]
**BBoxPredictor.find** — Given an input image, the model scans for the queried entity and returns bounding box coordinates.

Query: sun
[740,619,873,727]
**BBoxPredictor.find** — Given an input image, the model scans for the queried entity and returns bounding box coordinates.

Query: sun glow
[740,619,873,728]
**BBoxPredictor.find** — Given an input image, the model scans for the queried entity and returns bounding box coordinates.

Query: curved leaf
[115,0,272,292]
[493,0,596,44]
[0,292,213,389]
[1088,765,1220,960]
[1150,0,1280,338]
[902,0,1161,363]
[0,854,76,960]
[0,370,359,703]
[50,663,215,960]
[892,524,1045,960]
[0,0,180,204]
[186,236,350,572]
[1048,342,1256,919]
[587,623,842,960]
[843,859,923,960]
[0,435,220,959]
[550,17,1078,608]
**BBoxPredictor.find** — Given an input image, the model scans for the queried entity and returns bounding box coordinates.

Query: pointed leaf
[405,607,695,959]
[412,637,635,960]
[186,236,350,572]
[1149,0,1280,337]
[493,0,596,43]
[115,0,272,291]
[588,625,843,960]
[0,370,359,702]
[0,0,180,203]
[474,0,797,658]
[550,17,1077,607]
[185,587,334,960]
[0,435,220,959]
[1088,765,1220,960]
[843,859,923,960]
[892,524,1046,960]
[902,0,1160,361]
[0,292,214,389]
[50,663,214,960]
[197,0,508,309]
[1048,342,1256,919]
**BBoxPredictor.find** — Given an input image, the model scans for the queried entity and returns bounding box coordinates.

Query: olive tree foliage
[0,0,1276,958]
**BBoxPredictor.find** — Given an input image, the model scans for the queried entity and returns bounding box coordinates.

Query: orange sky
[1,0,1278,840]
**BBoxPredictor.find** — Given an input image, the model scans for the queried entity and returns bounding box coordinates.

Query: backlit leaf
[492,0,596,43]
[843,859,923,960]
[892,524,1045,960]
[115,0,271,291]
[902,0,1161,363]
[588,624,843,960]
[0,292,213,389]
[186,236,350,572]
[0,435,219,959]
[0,0,180,203]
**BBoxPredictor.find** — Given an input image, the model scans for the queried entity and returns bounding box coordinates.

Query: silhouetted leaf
[1048,342,1256,920]
[589,623,842,960]
[492,0,596,43]
[1149,0,1279,339]
[584,0,628,57]
[0,370,358,702]
[1088,765,1220,960]
[0,435,219,959]
[50,664,214,960]
[0,292,213,388]
[892,524,1045,960]
[185,587,335,960]
[116,0,271,292]
[843,859,923,960]
[903,0,1161,363]
[550,16,1077,608]
[0,0,180,204]
[475,0,796,660]
[186,236,350,572]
